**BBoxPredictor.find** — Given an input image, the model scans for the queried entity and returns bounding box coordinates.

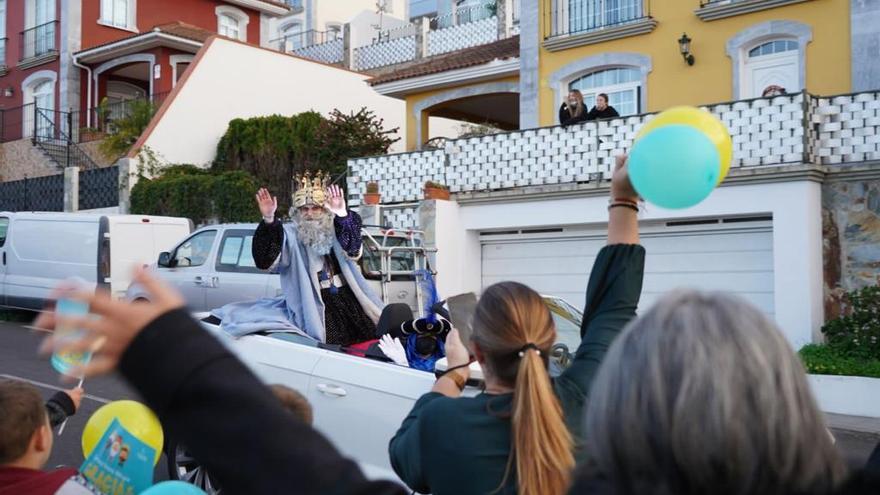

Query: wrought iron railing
[20,21,58,61]
[544,0,650,39]
[32,107,99,170]
[74,92,169,143]
[431,2,497,29]
[271,29,341,52]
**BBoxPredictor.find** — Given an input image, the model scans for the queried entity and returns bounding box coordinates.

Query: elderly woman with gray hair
[569,291,880,495]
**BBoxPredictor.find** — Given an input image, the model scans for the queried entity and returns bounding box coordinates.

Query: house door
[744,39,800,98]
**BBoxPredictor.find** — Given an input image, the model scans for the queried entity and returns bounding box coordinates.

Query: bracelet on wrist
[608,203,639,212]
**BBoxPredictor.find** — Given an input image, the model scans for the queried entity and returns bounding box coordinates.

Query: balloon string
[57,377,84,436]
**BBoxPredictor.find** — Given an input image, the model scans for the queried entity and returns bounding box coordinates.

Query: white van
[0,212,191,309]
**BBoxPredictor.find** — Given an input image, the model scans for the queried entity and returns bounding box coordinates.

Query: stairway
[31,108,100,170]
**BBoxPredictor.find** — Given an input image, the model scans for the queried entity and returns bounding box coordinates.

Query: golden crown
[292,171,328,209]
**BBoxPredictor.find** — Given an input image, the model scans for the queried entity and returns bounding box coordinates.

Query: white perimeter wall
[138,37,406,166]
[431,179,824,349]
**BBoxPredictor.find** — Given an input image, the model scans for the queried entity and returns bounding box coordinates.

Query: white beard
[293,210,335,256]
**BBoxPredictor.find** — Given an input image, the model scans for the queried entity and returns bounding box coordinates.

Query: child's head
[270,384,313,425]
[0,380,53,470]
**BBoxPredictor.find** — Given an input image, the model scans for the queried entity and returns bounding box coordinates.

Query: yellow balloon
[82,400,164,466]
[636,106,733,184]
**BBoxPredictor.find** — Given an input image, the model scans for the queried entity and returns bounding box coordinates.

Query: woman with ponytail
[389,155,644,495]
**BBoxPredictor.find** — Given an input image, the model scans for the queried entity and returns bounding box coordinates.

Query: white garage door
[481,217,774,318]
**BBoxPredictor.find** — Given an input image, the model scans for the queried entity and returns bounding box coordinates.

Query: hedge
[799,344,880,378]
[131,165,258,225]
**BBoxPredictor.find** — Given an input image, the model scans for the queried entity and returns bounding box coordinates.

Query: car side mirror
[158,252,172,267]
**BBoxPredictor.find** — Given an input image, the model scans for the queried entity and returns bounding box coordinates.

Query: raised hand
[611,155,638,202]
[325,184,347,217]
[255,188,277,220]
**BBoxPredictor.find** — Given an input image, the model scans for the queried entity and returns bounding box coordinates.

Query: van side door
[0,216,8,306]
[206,229,274,311]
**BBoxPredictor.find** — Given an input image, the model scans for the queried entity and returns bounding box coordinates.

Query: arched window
[281,22,303,51]
[743,38,800,98]
[569,67,640,116]
[22,74,55,137]
[215,6,249,42]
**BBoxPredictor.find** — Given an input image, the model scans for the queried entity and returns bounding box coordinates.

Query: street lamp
[679,33,695,66]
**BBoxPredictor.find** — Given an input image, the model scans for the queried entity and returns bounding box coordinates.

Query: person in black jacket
[558,90,588,126]
[36,268,405,495]
[585,93,620,121]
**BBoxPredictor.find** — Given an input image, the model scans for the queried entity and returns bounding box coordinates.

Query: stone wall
[0,139,60,182]
[822,175,880,319]
[78,139,119,168]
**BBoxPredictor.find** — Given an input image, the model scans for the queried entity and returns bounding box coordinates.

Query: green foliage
[213,108,398,215]
[821,285,880,359]
[131,165,258,226]
[99,100,157,160]
[799,344,880,378]
[366,181,379,194]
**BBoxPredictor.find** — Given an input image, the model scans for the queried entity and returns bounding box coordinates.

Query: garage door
[480,217,774,318]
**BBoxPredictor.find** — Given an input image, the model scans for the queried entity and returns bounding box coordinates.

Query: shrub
[99,99,158,160]
[131,165,257,225]
[213,108,398,215]
[424,181,448,190]
[799,344,880,378]
[366,181,379,194]
[821,285,880,360]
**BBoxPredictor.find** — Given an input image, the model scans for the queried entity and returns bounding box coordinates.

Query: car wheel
[166,440,222,494]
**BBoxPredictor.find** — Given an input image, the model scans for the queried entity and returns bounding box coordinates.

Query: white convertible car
[130,224,584,493]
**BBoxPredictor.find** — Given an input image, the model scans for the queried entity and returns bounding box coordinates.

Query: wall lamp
[3,87,12,97]
[679,33,695,66]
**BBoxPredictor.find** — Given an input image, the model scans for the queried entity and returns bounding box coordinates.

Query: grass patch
[799,344,880,379]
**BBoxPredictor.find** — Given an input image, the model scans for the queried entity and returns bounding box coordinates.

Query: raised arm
[326,184,363,258]
[556,155,644,396]
[253,188,283,269]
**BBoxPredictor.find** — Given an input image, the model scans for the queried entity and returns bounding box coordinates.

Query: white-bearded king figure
[212,172,384,345]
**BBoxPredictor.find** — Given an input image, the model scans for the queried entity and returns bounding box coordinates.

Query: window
[748,39,797,58]
[281,22,303,51]
[219,15,241,39]
[742,38,801,98]
[569,67,640,116]
[0,0,7,65]
[0,218,8,247]
[216,6,248,42]
[172,230,216,268]
[100,0,133,29]
[216,232,260,273]
[569,0,642,34]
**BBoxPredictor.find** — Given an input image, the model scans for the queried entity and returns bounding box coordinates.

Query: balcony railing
[271,29,340,52]
[20,21,58,61]
[545,0,650,38]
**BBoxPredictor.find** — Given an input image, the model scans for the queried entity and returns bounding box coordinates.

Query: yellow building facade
[369,0,863,151]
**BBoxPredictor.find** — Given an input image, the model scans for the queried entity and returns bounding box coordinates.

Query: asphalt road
[0,314,170,481]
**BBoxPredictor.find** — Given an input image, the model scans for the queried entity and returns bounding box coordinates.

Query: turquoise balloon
[628,124,720,209]
[141,481,207,495]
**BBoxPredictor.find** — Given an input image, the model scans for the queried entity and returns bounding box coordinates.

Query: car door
[206,229,273,310]
[162,229,218,311]
[307,351,437,474]
[0,216,8,306]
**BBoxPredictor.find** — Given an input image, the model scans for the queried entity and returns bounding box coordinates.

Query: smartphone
[50,298,92,378]
[446,293,478,354]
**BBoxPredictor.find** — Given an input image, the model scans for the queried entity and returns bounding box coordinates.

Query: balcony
[695,0,816,22]
[543,0,656,51]
[19,21,58,68]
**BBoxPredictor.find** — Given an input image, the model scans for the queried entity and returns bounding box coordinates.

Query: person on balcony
[211,172,385,346]
[586,93,620,121]
[558,90,589,126]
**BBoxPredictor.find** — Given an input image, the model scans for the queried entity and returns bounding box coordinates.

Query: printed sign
[80,418,156,495]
